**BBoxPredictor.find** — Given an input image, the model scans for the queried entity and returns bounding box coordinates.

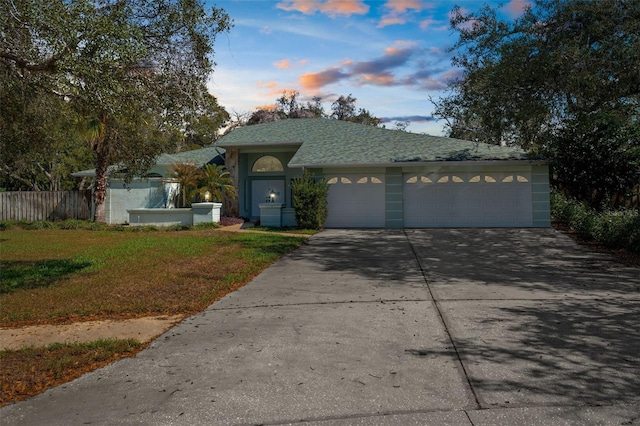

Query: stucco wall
[105,179,178,225]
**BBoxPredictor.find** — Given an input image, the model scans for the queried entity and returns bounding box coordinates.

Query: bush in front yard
[599,211,640,252]
[551,190,639,252]
[291,172,329,230]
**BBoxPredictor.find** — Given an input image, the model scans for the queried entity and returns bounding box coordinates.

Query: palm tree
[81,115,110,222]
[198,164,237,203]
[170,163,201,207]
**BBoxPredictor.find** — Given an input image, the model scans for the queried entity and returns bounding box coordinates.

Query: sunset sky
[207,0,531,135]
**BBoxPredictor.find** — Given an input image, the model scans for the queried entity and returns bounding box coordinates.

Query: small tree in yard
[171,163,201,208]
[197,164,237,203]
[171,163,238,207]
[292,172,329,230]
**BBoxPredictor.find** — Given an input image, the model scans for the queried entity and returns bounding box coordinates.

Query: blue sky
[207,0,531,135]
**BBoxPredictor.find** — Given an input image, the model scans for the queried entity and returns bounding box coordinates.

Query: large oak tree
[1,0,231,221]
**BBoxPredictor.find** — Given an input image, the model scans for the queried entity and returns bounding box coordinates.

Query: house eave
[288,159,547,169]
[216,142,302,149]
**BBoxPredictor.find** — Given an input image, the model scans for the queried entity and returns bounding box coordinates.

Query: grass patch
[250,226,319,235]
[192,222,221,230]
[0,229,306,325]
[0,259,93,294]
[0,339,145,407]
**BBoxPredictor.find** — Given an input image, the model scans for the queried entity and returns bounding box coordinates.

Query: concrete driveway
[2,229,639,425]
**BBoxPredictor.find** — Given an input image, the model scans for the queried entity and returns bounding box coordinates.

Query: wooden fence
[0,190,92,221]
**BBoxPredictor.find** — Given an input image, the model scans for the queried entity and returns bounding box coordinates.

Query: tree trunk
[93,150,108,223]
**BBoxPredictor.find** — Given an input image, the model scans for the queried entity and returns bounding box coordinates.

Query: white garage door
[325,174,385,228]
[403,172,533,227]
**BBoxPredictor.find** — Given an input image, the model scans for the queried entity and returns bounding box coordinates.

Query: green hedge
[291,172,329,230]
[551,190,640,252]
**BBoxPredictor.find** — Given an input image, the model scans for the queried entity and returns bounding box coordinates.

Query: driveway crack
[404,230,482,410]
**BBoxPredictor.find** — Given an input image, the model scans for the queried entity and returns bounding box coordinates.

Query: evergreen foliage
[170,163,237,207]
[1,1,232,221]
[434,0,640,209]
[291,172,329,230]
[551,191,639,252]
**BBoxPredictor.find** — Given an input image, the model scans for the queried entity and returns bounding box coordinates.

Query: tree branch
[0,51,60,72]
[0,162,40,191]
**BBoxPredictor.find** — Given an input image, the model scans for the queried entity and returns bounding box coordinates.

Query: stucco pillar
[224,148,240,217]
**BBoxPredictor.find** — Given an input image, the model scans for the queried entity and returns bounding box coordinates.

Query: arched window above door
[252,155,284,172]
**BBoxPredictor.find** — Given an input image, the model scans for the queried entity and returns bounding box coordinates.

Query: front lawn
[0,228,306,325]
[0,227,307,406]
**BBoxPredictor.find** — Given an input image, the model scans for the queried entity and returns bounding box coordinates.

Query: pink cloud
[273,59,308,70]
[274,59,291,69]
[254,103,278,111]
[378,0,434,27]
[384,0,424,13]
[257,81,279,90]
[276,0,369,17]
[502,0,531,18]
[298,42,420,91]
[358,74,396,86]
[256,82,302,102]
[419,18,435,30]
[378,16,406,27]
[300,68,348,91]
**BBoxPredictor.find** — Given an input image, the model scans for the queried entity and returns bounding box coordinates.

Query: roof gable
[216,119,532,166]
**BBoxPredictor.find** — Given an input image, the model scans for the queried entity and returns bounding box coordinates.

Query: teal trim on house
[385,168,404,229]
[531,165,551,227]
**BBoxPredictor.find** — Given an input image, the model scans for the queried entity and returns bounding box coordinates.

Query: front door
[251,179,285,218]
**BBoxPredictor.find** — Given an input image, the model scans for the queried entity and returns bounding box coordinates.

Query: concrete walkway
[2,229,639,425]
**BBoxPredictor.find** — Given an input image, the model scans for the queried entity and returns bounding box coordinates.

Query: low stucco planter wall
[127,208,192,226]
[192,202,222,225]
[259,203,285,227]
[127,203,222,227]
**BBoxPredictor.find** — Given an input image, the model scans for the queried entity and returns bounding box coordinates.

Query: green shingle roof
[72,146,225,177]
[216,118,532,167]
[155,146,225,166]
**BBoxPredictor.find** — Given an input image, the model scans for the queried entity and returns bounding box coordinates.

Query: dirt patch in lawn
[0,315,184,407]
[0,315,184,351]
